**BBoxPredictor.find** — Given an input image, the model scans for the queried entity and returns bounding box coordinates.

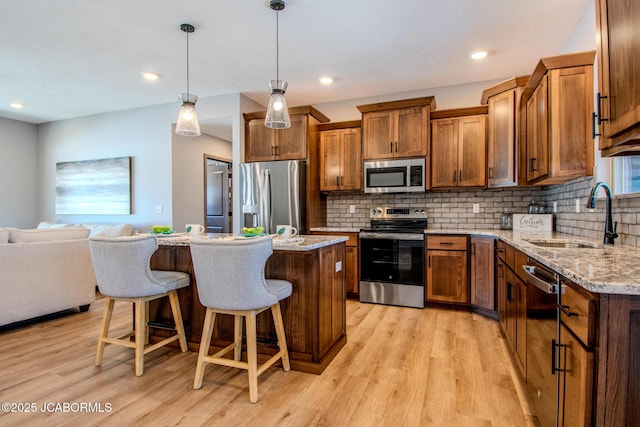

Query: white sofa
[0,227,98,326]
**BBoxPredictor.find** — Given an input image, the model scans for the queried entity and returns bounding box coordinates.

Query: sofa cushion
[9,227,90,243]
[37,221,72,229]
[0,228,8,244]
[82,223,133,237]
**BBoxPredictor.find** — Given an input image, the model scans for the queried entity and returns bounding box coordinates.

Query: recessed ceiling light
[10,102,24,110]
[142,71,159,81]
[319,76,334,85]
[471,50,488,60]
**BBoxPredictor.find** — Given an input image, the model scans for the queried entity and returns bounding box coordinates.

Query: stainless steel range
[359,207,427,308]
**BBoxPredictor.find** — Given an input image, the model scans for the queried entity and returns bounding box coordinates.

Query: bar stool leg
[234,315,243,361]
[168,290,188,352]
[246,310,258,403]
[134,298,146,376]
[271,302,290,371]
[194,308,215,389]
[95,298,115,366]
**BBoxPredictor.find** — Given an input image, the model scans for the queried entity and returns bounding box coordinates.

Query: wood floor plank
[0,297,532,426]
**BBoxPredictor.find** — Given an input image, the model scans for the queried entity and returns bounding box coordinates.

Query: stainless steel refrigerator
[239,160,306,234]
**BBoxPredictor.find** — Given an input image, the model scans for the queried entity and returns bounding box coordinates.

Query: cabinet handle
[390,142,393,153]
[592,112,601,139]
[471,242,475,255]
[337,176,340,186]
[558,304,578,317]
[453,170,457,183]
[271,146,275,156]
[428,256,431,268]
[507,282,513,302]
[488,167,493,179]
[597,92,609,124]
[439,242,454,246]
[529,157,537,173]
[395,141,398,153]
[551,339,567,375]
[340,176,343,186]
[459,170,462,182]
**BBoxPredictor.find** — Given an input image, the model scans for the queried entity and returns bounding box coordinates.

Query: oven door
[359,233,424,286]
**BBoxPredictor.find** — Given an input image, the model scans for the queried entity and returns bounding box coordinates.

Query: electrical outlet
[553,201,557,213]
[349,205,355,214]
[575,199,580,213]
[156,204,163,214]
[473,203,480,213]
[335,261,342,272]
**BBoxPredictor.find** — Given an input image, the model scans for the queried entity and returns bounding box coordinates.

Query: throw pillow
[9,227,90,243]
[82,223,133,237]
[0,228,8,244]
[37,221,72,229]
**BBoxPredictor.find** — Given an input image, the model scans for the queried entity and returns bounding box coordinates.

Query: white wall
[0,117,38,227]
[171,129,232,232]
[36,93,256,230]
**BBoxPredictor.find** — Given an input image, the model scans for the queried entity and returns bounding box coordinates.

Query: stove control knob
[421,209,426,215]
[376,209,382,215]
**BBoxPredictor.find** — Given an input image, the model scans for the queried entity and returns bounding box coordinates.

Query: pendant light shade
[265,80,291,129]
[175,23,201,137]
[265,0,291,129]
[176,93,201,136]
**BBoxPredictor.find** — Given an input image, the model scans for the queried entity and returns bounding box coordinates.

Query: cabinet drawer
[560,281,597,348]
[311,231,358,247]
[427,235,467,250]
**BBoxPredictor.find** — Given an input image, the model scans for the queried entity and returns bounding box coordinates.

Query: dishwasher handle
[522,265,558,294]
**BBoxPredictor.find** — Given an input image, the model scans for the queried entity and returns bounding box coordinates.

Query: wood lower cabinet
[310,231,359,295]
[426,235,468,304]
[357,97,435,160]
[521,51,595,185]
[148,242,346,375]
[558,324,595,427]
[470,235,495,311]
[595,0,640,155]
[430,109,487,188]
[319,121,362,192]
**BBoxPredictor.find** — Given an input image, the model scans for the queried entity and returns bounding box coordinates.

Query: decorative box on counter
[512,214,554,232]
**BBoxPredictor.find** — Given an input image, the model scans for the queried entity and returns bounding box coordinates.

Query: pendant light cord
[276,10,279,83]
[186,30,190,98]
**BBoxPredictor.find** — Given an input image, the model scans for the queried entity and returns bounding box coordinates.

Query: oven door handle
[359,232,425,241]
[522,265,558,294]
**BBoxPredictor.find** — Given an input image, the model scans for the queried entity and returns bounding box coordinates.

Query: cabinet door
[340,128,362,190]
[276,114,307,160]
[320,130,342,191]
[549,67,593,180]
[470,236,495,310]
[526,77,549,182]
[558,324,594,427]
[427,249,468,304]
[597,0,640,146]
[430,119,458,188]
[514,276,527,375]
[458,115,487,187]
[395,106,428,157]
[362,111,394,159]
[488,90,516,187]
[245,119,276,162]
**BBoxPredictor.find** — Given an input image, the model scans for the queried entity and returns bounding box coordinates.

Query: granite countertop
[155,233,348,252]
[309,227,361,233]
[424,229,640,296]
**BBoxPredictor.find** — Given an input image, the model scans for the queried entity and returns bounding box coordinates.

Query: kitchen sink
[524,239,603,249]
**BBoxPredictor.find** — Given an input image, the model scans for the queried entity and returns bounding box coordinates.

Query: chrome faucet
[587,182,618,245]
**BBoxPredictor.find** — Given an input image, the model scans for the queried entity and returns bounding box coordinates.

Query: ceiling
[1,0,591,129]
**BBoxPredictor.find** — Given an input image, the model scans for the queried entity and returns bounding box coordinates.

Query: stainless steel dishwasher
[522,261,560,427]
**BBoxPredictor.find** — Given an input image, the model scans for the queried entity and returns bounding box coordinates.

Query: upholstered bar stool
[189,235,292,403]
[89,235,189,376]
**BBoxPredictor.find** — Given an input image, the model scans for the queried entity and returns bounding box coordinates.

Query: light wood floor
[0,297,535,426]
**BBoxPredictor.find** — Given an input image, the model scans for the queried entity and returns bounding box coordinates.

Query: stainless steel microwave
[363,158,425,193]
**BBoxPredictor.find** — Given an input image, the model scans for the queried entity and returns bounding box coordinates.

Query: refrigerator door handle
[261,168,273,233]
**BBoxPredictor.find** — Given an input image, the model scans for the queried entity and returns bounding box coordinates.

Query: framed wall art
[55,156,132,215]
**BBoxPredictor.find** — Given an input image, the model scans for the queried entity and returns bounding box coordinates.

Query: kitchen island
[148,234,348,374]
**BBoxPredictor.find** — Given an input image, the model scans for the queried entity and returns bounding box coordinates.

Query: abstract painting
[55,157,132,214]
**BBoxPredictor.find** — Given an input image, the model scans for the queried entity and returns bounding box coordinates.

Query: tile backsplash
[326,176,640,247]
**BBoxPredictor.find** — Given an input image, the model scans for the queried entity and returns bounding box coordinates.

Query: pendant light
[175,23,201,137]
[264,0,291,129]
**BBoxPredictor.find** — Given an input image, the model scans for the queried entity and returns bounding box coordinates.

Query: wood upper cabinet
[319,121,362,191]
[357,97,435,160]
[521,51,595,185]
[595,0,640,156]
[430,108,487,188]
[481,76,529,187]
[426,235,469,304]
[243,106,330,163]
[470,236,495,311]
